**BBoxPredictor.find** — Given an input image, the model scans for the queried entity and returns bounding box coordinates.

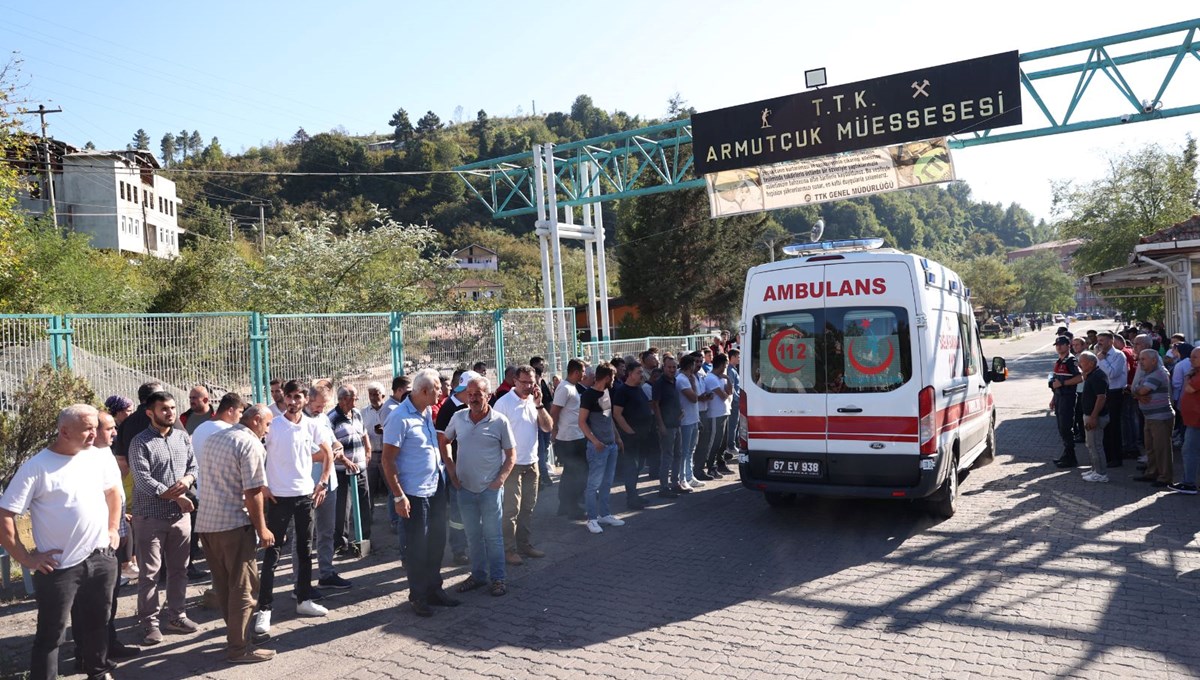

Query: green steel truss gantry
[454,18,1200,219]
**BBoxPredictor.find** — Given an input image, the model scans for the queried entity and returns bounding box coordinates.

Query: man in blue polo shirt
[382,368,460,617]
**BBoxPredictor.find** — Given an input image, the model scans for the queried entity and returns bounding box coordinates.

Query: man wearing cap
[1050,336,1083,468]
[434,370,481,566]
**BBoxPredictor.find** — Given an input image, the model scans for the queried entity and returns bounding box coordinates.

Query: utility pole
[257,202,266,251]
[19,105,64,226]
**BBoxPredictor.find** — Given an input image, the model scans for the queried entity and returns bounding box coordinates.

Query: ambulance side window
[751,311,818,393]
[827,307,912,393]
[958,314,980,376]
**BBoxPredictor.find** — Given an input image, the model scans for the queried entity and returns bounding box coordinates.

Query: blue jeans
[585,443,619,519]
[1183,425,1200,485]
[456,486,505,583]
[537,430,552,478]
[445,482,468,557]
[679,422,699,483]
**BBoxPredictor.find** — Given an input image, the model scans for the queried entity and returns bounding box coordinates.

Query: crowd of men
[0,336,743,679]
[1048,321,1200,494]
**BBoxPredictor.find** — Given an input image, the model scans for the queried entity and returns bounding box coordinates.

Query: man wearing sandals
[440,375,516,598]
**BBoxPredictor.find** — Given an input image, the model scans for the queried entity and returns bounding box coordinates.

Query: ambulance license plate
[768,458,821,477]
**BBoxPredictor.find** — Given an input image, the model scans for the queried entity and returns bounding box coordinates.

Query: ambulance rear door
[746,264,827,463]
[822,261,923,487]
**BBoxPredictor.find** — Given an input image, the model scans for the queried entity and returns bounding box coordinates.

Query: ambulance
[736,238,1007,518]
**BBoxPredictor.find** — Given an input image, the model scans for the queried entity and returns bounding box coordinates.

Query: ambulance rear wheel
[929,460,959,519]
[764,491,795,508]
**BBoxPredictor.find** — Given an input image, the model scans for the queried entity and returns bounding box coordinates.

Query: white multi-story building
[452,244,499,270]
[18,142,184,258]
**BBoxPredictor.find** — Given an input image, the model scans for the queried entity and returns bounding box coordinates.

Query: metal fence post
[391,312,405,376]
[494,309,506,370]
[248,312,267,403]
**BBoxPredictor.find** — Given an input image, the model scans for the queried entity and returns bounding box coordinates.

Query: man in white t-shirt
[676,354,707,489]
[192,392,246,476]
[0,404,122,680]
[493,365,553,564]
[254,380,333,638]
[551,359,588,519]
[700,353,733,478]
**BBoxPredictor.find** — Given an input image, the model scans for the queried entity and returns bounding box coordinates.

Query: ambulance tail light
[737,389,748,450]
[919,385,937,455]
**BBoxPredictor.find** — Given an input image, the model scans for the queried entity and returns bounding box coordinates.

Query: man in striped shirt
[197,405,276,664]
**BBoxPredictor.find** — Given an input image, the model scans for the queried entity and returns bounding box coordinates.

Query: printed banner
[691,50,1019,174]
[705,138,955,218]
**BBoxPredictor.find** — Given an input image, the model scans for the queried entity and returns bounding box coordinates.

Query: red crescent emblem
[768,328,804,374]
[847,337,895,376]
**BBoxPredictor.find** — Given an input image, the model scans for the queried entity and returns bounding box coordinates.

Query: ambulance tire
[764,491,796,508]
[929,456,959,519]
[974,420,997,469]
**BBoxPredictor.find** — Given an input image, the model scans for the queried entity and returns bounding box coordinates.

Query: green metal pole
[494,309,506,371]
[391,312,405,376]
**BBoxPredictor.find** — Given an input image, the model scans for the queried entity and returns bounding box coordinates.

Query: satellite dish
[810,219,825,242]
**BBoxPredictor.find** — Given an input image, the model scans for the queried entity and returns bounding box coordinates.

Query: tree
[0,366,97,485]
[415,110,442,136]
[617,187,768,333]
[388,108,413,145]
[1010,251,1076,314]
[188,130,204,156]
[130,128,151,151]
[176,129,191,160]
[201,136,224,162]
[666,92,696,120]
[1054,139,1199,276]
[160,132,176,166]
[470,109,492,158]
[252,206,453,313]
[960,255,1020,314]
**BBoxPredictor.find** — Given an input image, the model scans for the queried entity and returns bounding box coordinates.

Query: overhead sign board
[692,51,1021,175]
[705,138,956,218]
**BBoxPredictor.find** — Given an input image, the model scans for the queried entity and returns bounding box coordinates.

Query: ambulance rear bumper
[738,449,948,499]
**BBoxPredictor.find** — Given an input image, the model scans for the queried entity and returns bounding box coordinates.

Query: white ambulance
[736,238,1007,518]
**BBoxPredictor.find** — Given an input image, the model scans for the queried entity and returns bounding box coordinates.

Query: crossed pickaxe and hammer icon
[911,79,930,98]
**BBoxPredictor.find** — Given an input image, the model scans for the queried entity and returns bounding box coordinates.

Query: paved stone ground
[2,320,1198,679]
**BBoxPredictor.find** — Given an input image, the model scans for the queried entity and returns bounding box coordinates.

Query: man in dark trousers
[1050,336,1084,468]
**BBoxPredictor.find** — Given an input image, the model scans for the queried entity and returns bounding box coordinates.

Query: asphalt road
[2,318,1198,679]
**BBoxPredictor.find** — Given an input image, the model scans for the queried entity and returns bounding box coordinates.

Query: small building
[1086,214,1200,339]
[452,244,499,271]
[1007,238,1105,313]
[452,278,503,301]
[15,141,184,258]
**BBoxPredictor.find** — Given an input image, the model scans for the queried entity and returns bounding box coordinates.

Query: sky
[2,1,1198,224]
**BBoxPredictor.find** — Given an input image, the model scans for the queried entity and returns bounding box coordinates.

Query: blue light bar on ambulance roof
[782,238,885,257]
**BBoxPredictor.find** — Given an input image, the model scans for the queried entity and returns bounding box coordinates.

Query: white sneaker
[585,519,603,534]
[598,515,625,526]
[252,610,271,636]
[296,600,328,617]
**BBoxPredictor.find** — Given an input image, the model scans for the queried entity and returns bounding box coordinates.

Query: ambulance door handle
[836,407,863,413]
[942,385,968,396]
